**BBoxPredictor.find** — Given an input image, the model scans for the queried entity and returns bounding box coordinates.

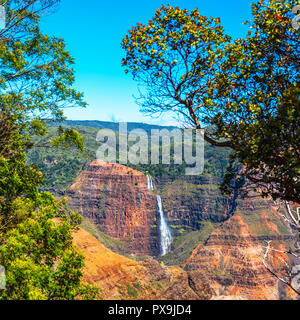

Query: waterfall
[156,195,173,256]
[147,175,154,191]
[147,175,172,256]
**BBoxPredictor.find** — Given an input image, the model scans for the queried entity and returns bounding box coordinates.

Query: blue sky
[41,0,254,125]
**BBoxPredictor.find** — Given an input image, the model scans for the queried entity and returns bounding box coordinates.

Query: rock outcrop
[73,227,212,300]
[160,178,232,229]
[68,161,297,300]
[68,160,158,256]
[184,197,297,300]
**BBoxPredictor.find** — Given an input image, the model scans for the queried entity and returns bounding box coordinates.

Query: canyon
[73,226,212,300]
[67,159,297,300]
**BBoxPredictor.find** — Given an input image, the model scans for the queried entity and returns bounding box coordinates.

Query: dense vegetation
[122,0,299,203]
[0,0,97,300]
[27,121,231,192]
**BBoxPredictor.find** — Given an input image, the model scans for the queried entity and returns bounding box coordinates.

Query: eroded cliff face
[160,178,234,231]
[68,160,158,256]
[73,227,212,300]
[184,198,296,300]
[67,161,297,300]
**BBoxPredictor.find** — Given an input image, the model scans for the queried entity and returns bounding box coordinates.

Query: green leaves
[122,1,299,203]
[121,4,231,138]
[51,126,85,152]
[0,0,98,300]
[0,153,98,300]
[0,194,91,300]
[213,0,300,202]
[0,1,87,146]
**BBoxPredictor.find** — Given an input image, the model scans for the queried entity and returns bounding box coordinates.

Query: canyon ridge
[27,121,298,300]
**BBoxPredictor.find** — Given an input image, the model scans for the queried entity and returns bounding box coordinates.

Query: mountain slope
[184,198,296,300]
[72,227,211,300]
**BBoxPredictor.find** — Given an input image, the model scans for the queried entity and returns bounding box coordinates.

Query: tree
[0,185,95,300]
[0,0,98,300]
[122,1,300,203]
[121,4,231,147]
[0,134,99,299]
[213,0,299,203]
[220,84,299,203]
[0,0,86,149]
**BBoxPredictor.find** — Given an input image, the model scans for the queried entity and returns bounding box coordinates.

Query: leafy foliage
[212,0,300,202]
[0,0,98,300]
[0,148,99,300]
[0,0,86,152]
[122,1,300,203]
[122,4,231,147]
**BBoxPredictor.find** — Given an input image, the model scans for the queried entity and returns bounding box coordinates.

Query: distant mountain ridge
[28,120,231,191]
[52,120,179,134]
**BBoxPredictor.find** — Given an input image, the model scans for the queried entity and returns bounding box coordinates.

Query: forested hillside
[27,121,231,192]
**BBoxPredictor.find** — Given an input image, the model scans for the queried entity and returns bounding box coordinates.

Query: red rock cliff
[184,197,297,300]
[73,227,212,300]
[68,160,158,256]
